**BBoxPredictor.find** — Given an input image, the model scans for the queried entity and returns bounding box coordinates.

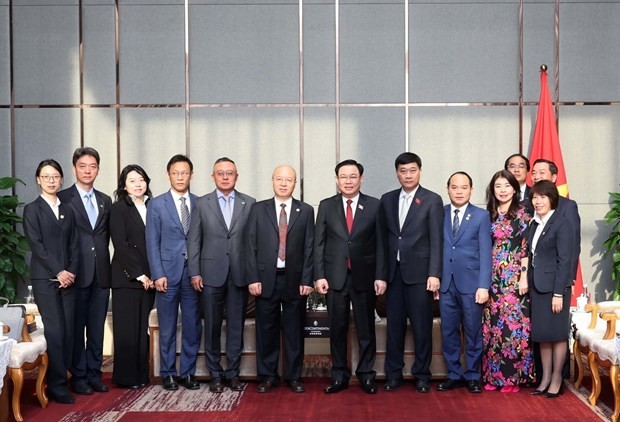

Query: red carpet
[16,377,604,421]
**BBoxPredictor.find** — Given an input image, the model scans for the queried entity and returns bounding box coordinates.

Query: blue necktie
[452,209,460,236]
[85,193,97,229]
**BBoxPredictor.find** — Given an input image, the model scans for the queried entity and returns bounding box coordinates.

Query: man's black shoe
[227,377,245,391]
[209,377,225,393]
[162,375,179,391]
[179,375,200,390]
[437,378,466,391]
[324,380,349,394]
[466,379,482,393]
[287,380,305,393]
[361,379,377,394]
[71,383,93,395]
[416,379,431,393]
[257,380,277,393]
[384,378,403,392]
[89,381,109,393]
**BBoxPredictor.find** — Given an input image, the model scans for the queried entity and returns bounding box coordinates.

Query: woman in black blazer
[110,164,155,388]
[527,180,575,399]
[23,159,79,404]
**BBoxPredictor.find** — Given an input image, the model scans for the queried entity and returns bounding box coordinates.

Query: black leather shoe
[361,379,377,394]
[287,380,305,393]
[209,377,225,393]
[416,379,431,393]
[324,380,349,394]
[47,391,76,404]
[89,381,109,393]
[71,382,93,395]
[545,385,563,398]
[466,380,482,393]
[384,378,403,392]
[530,388,548,396]
[118,384,140,390]
[257,380,277,393]
[179,375,200,390]
[162,375,179,391]
[227,377,245,391]
[437,378,465,391]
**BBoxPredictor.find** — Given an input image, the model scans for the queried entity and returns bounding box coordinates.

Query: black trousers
[327,272,377,383]
[255,272,306,382]
[112,287,155,386]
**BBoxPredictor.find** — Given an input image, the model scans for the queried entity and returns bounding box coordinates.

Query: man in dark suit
[245,165,315,393]
[146,154,201,391]
[58,147,112,396]
[315,159,387,395]
[504,153,531,203]
[187,157,255,393]
[438,172,492,394]
[377,152,443,393]
[530,158,581,381]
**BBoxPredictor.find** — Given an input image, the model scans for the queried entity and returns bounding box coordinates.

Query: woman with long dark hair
[482,170,534,393]
[110,164,155,388]
[23,159,79,403]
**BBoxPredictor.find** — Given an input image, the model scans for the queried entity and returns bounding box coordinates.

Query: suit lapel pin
[358,204,364,210]
[415,198,421,205]
[296,208,300,212]
[466,213,471,221]
[99,203,103,208]
[60,214,65,219]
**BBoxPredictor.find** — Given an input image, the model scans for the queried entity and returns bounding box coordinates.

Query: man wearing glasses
[504,153,531,203]
[187,157,255,393]
[146,154,201,391]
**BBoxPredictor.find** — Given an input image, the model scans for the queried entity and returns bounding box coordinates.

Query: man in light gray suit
[188,157,255,393]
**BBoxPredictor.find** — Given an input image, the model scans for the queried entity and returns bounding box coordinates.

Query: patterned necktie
[180,197,190,235]
[399,194,411,230]
[222,196,232,229]
[85,193,97,229]
[452,209,460,236]
[278,203,287,261]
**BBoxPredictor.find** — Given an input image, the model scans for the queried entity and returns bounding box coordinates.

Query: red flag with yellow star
[528,67,583,304]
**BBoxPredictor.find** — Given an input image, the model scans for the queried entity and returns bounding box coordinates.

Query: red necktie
[278,203,287,261]
[346,199,353,269]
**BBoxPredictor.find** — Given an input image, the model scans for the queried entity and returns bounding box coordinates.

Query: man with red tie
[315,159,388,395]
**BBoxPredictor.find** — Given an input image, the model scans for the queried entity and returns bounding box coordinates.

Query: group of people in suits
[22,147,580,402]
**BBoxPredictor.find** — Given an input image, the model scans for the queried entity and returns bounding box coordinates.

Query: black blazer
[377,186,443,285]
[58,184,112,288]
[110,199,151,289]
[314,193,387,291]
[245,198,314,299]
[23,196,79,280]
[527,211,574,295]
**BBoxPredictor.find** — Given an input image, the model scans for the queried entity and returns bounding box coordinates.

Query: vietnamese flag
[528,66,583,304]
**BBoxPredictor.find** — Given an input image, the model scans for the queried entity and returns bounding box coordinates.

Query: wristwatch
[521,266,527,272]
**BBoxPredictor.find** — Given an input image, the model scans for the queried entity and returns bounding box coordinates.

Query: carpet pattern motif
[58,387,245,421]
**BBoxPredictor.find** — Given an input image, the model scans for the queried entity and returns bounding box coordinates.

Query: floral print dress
[482,207,534,386]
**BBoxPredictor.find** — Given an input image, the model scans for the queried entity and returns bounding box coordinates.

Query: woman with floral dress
[482,170,534,393]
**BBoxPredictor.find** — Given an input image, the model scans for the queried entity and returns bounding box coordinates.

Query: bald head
[272,165,297,201]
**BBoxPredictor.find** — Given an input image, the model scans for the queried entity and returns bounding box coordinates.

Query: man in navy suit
[146,154,201,391]
[58,147,112,396]
[315,159,388,395]
[245,165,314,393]
[437,171,492,394]
[188,157,255,393]
[504,153,531,203]
[377,152,443,393]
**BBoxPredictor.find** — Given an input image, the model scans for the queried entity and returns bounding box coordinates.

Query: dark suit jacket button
[348,241,351,245]
[227,236,230,239]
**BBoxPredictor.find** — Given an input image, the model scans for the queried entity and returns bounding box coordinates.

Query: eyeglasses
[508,164,527,170]
[39,175,61,182]
[215,171,236,178]
[274,177,295,184]
[338,175,359,182]
[169,171,191,178]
